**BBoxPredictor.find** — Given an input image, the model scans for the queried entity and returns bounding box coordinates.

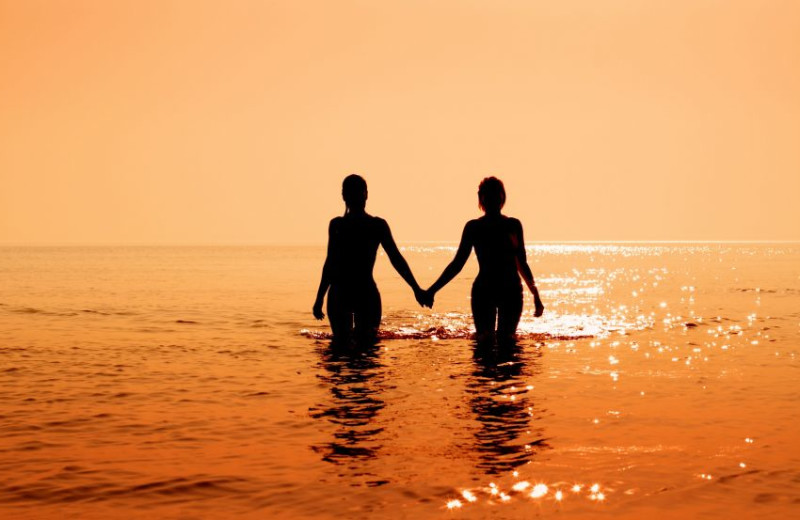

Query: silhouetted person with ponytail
[313,174,431,342]
[425,177,544,341]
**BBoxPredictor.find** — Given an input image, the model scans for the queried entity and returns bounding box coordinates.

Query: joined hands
[414,288,435,309]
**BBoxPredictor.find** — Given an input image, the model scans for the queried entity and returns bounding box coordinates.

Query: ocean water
[0,244,798,519]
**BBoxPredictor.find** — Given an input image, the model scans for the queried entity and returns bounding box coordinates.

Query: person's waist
[331,276,377,286]
[474,273,521,286]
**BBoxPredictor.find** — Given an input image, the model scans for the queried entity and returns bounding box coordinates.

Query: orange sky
[1,1,798,245]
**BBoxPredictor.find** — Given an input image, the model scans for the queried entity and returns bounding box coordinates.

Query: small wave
[0,473,258,505]
[6,306,136,317]
[7,306,78,317]
[82,309,136,316]
[242,391,270,397]
[302,326,593,342]
[15,440,65,452]
[301,312,648,341]
[0,347,28,353]
[14,307,44,314]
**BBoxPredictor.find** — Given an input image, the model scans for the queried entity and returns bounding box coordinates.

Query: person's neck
[484,210,502,218]
[347,208,367,216]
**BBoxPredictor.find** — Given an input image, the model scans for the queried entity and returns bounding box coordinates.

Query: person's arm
[380,220,429,307]
[513,220,544,317]
[312,220,337,319]
[427,222,473,296]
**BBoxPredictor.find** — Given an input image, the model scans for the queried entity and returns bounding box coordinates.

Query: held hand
[423,288,435,308]
[414,288,434,308]
[413,288,427,308]
[312,300,325,320]
[425,289,435,308]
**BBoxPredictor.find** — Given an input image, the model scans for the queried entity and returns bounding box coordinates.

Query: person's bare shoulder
[465,218,480,230]
[506,216,523,231]
[371,216,389,232]
[329,217,348,237]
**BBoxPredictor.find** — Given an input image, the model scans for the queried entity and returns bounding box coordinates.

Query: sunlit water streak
[301,308,648,341]
[0,244,798,518]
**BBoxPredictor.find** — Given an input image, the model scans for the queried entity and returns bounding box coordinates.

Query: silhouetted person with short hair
[425,177,544,341]
[313,174,430,342]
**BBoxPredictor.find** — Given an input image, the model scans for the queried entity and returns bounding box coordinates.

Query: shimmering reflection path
[0,245,799,518]
[304,244,800,518]
[466,343,547,475]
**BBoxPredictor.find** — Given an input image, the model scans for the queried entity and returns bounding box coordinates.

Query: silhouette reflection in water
[309,340,388,468]
[466,340,548,474]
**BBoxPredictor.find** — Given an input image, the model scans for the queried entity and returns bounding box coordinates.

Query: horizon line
[1,239,799,248]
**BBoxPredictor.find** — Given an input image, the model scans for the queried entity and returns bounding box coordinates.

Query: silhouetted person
[425,177,544,341]
[313,174,430,342]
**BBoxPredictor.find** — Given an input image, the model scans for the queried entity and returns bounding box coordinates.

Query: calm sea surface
[0,244,798,519]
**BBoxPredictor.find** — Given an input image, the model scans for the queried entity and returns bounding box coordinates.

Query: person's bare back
[425,177,544,340]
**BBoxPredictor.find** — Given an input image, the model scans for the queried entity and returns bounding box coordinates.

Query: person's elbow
[390,256,409,272]
[447,260,465,276]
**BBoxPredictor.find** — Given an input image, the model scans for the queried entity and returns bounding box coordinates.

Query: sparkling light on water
[446,499,462,510]
[444,476,611,511]
[3,244,798,519]
[529,483,548,498]
[461,490,477,503]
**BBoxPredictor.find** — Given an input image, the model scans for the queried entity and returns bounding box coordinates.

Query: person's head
[342,174,368,214]
[478,176,506,214]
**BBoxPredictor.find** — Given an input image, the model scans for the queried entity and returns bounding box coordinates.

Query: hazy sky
[1,1,798,245]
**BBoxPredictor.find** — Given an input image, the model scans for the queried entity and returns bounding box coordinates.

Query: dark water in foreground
[0,244,798,519]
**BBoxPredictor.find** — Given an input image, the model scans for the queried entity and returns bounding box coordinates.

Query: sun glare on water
[446,474,608,511]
